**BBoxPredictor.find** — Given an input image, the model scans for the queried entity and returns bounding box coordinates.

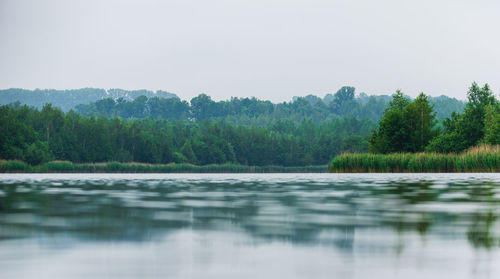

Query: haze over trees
[74,86,465,125]
[1,86,465,125]
[0,88,178,111]
[1,84,493,168]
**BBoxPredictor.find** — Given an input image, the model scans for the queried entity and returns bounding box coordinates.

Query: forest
[0,84,490,170]
[2,87,464,122]
[0,103,373,167]
[74,87,464,124]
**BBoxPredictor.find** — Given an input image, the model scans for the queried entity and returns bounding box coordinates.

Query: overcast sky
[1,0,499,102]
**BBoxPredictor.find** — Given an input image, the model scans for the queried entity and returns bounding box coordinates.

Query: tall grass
[329,144,500,173]
[0,160,327,173]
[0,160,33,172]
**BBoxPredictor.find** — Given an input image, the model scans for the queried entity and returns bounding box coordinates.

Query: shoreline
[329,145,500,173]
[0,160,328,173]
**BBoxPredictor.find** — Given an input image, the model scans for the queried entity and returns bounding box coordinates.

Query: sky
[1,0,499,102]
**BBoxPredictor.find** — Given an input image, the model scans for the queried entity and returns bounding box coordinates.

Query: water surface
[1,173,500,278]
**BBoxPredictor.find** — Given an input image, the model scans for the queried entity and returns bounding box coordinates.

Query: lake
[1,173,500,278]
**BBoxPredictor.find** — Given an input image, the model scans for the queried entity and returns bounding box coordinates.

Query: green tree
[180,140,198,164]
[330,86,358,115]
[342,135,368,153]
[190,94,216,121]
[461,82,496,147]
[427,82,497,152]
[484,104,500,144]
[369,91,438,153]
[404,93,439,152]
[24,141,53,165]
[369,90,410,153]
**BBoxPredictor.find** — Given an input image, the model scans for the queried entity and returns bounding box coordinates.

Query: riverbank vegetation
[0,160,327,173]
[329,145,500,173]
[1,83,496,172]
[331,82,500,172]
[0,102,373,167]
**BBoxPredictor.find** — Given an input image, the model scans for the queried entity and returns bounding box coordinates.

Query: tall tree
[484,104,500,145]
[369,90,411,153]
[331,86,358,115]
[404,93,438,152]
[461,83,496,147]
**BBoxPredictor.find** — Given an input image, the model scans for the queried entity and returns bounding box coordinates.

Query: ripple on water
[1,173,500,278]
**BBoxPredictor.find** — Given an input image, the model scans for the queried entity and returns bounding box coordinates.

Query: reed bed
[329,145,500,173]
[0,160,327,173]
[0,160,33,172]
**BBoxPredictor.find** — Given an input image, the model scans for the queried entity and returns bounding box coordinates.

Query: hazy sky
[1,0,499,102]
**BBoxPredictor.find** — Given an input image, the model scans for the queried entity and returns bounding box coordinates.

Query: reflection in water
[0,173,500,278]
[467,211,498,249]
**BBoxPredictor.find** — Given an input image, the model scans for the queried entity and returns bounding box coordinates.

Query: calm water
[1,173,500,278]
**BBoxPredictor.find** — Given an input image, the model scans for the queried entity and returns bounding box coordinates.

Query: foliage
[0,103,374,166]
[369,91,438,153]
[0,88,178,111]
[73,87,464,125]
[404,93,440,152]
[484,104,500,145]
[0,84,480,170]
[427,83,498,153]
[24,141,53,165]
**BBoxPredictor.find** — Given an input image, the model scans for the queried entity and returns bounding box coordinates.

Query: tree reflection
[467,211,498,249]
[1,177,500,255]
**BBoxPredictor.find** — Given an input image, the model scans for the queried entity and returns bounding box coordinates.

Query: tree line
[1,83,492,167]
[0,103,373,166]
[74,86,464,124]
[0,88,178,111]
